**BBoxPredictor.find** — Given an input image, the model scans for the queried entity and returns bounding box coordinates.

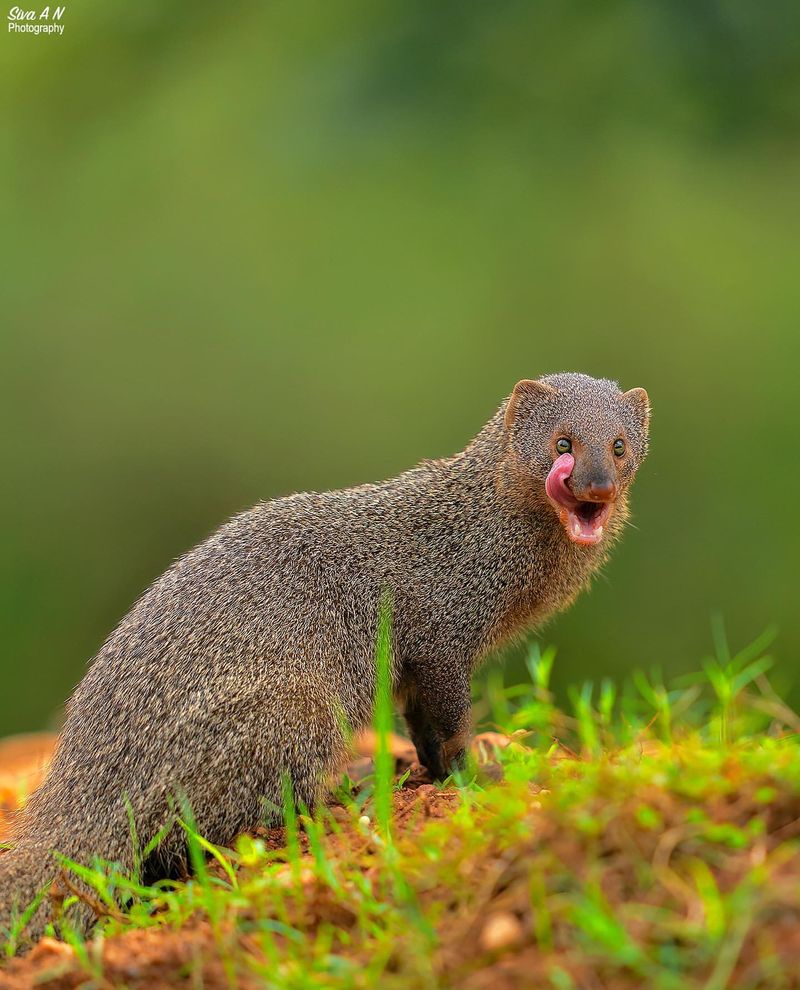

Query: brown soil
[3,731,799,989]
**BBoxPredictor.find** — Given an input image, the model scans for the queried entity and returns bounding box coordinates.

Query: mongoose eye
[613,439,626,457]
[556,438,572,455]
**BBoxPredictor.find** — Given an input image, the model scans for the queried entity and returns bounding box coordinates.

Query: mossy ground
[2,632,800,989]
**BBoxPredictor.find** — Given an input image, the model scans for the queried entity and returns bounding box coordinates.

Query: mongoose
[0,372,649,945]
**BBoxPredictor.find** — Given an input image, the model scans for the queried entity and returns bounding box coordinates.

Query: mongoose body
[0,372,649,944]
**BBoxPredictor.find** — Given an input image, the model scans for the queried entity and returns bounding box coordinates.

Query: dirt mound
[4,728,799,989]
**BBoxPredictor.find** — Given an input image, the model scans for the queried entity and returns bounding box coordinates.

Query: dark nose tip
[586,480,618,502]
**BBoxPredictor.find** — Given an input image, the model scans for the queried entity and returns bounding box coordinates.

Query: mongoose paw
[420,746,467,782]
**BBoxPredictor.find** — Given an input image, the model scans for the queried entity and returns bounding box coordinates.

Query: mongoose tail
[0,843,55,945]
[0,811,134,944]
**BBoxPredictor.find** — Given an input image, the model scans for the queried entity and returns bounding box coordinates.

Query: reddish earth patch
[0,927,230,990]
[0,733,57,842]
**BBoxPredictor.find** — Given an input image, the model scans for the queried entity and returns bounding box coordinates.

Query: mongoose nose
[585,480,618,502]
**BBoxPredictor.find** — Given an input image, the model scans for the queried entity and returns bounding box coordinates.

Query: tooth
[597,526,604,537]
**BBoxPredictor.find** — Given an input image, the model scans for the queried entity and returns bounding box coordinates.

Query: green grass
[3,627,800,989]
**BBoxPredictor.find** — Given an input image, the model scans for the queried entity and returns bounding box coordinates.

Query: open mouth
[545,453,613,546]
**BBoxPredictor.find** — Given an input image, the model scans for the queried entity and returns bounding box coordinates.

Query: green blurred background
[2,0,799,734]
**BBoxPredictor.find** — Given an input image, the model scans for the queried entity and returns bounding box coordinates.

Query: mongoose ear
[623,387,650,430]
[504,379,557,431]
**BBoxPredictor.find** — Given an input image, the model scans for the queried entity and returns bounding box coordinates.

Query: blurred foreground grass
[3,630,800,989]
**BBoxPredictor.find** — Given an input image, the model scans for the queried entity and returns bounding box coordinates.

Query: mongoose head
[504,372,650,546]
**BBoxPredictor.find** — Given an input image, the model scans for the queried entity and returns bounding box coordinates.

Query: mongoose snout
[546,453,616,545]
[0,371,649,948]
[581,479,618,502]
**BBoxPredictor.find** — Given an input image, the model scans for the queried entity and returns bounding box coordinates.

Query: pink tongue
[545,453,575,506]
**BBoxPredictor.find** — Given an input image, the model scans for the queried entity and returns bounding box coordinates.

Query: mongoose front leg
[403,670,472,780]
[403,698,443,775]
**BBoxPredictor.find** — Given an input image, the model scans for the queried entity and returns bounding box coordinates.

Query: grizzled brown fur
[0,372,649,945]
